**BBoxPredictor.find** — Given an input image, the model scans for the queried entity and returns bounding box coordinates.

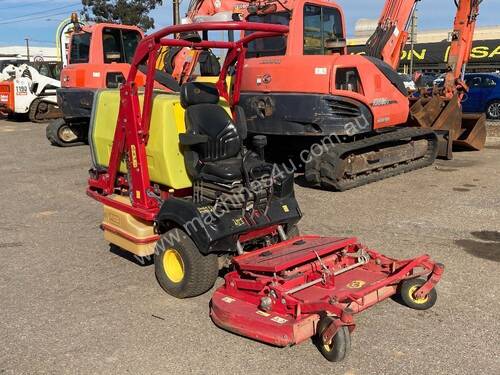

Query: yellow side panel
[91,90,192,190]
[102,195,157,257]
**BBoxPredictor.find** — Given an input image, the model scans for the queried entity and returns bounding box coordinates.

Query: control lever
[252,135,267,161]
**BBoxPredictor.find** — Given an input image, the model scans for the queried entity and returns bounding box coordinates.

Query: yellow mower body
[90,90,192,190]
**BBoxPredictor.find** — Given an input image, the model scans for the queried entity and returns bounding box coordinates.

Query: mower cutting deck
[211,235,443,361]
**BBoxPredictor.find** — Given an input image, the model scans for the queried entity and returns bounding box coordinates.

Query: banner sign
[348,39,500,65]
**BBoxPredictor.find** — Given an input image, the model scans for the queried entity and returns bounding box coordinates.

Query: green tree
[81,0,163,31]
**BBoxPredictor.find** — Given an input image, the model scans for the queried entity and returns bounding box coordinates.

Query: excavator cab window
[245,12,290,58]
[303,4,344,55]
[70,32,91,64]
[103,28,142,64]
[335,68,363,94]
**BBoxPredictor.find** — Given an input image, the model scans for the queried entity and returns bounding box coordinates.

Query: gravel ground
[0,119,499,375]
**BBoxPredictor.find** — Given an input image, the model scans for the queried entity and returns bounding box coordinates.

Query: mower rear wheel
[315,317,351,362]
[154,228,218,298]
[400,278,437,310]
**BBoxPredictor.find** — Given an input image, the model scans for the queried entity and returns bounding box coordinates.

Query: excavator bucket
[454,113,487,151]
[410,94,486,157]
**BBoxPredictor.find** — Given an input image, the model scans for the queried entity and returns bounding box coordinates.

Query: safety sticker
[233,218,245,227]
[198,206,213,214]
[256,310,270,317]
[271,316,288,324]
[282,205,289,213]
[347,280,366,289]
[314,67,328,75]
[222,297,235,304]
[130,145,138,168]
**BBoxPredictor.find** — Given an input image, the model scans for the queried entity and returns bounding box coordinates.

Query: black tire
[315,317,351,362]
[486,100,500,120]
[154,228,218,298]
[399,278,437,310]
[46,118,86,147]
[286,224,300,239]
[28,98,41,123]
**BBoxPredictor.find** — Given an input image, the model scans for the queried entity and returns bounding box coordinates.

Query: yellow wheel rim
[408,285,429,304]
[163,249,185,283]
[323,342,334,352]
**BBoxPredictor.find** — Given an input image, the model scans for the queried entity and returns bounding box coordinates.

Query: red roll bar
[88,22,289,220]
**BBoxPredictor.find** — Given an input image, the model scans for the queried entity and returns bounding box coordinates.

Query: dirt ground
[0,120,499,375]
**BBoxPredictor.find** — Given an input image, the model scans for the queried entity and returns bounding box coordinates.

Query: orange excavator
[366,0,486,157]
[172,0,485,190]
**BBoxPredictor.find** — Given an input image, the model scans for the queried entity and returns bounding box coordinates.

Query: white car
[399,73,417,92]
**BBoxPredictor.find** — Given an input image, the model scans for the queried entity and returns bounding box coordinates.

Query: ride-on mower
[87,22,443,362]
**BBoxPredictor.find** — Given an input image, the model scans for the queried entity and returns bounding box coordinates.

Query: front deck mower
[211,235,443,361]
[86,22,443,362]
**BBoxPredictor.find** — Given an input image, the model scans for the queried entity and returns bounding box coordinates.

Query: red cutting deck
[233,236,358,273]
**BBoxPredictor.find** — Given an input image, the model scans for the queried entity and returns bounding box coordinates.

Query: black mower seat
[201,158,243,182]
[200,155,273,184]
[180,81,272,185]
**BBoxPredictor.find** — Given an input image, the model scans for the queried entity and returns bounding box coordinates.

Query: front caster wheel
[154,228,218,299]
[400,278,437,310]
[315,317,351,362]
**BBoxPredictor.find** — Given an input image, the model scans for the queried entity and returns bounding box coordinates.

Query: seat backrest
[181,82,241,162]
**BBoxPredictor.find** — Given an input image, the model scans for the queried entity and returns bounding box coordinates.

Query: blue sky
[0,0,498,47]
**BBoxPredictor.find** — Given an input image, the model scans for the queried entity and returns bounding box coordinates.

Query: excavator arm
[447,0,482,80]
[367,0,482,77]
[366,0,419,70]
[407,0,486,154]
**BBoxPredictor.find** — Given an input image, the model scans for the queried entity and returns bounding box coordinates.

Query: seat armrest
[179,133,209,145]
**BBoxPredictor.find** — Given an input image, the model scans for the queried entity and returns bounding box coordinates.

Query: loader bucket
[454,113,486,151]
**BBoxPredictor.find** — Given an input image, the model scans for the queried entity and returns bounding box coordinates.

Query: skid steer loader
[0,64,61,122]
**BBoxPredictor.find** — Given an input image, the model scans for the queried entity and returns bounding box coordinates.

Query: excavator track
[304,127,439,191]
